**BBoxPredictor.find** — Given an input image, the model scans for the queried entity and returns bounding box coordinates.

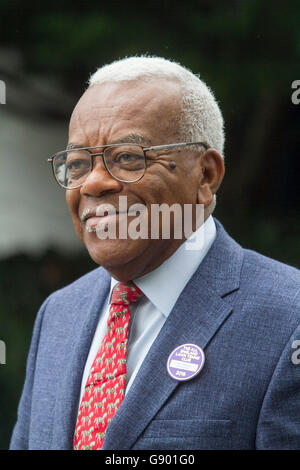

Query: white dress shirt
[79,215,216,403]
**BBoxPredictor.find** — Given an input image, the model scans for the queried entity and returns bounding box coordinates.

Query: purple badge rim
[166,343,205,381]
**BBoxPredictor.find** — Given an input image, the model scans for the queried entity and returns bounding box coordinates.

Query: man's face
[66,79,207,280]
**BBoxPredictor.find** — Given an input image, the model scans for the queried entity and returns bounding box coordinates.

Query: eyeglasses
[47,141,209,189]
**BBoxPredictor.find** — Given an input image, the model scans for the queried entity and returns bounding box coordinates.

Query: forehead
[69,79,182,145]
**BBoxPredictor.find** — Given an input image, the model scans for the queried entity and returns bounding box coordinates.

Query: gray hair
[88,56,225,157]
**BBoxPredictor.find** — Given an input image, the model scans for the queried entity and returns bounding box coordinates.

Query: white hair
[88,55,225,157]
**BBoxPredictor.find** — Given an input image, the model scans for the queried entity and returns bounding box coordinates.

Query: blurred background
[0,0,299,449]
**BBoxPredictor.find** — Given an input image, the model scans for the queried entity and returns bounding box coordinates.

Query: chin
[83,233,148,271]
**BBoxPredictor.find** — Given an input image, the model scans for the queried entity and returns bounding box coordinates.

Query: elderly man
[10,56,300,450]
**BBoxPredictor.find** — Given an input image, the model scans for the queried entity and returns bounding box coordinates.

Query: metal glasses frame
[47,141,209,189]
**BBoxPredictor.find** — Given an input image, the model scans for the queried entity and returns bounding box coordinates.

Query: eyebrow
[66,143,84,150]
[111,133,152,146]
[67,133,152,150]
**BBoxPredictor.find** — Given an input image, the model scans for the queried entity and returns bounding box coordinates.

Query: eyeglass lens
[52,145,146,188]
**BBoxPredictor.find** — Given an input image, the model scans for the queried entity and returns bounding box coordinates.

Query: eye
[67,160,82,170]
[67,159,87,171]
[104,146,145,176]
[113,152,145,170]
[116,153,141,164]
[66,158,90,179]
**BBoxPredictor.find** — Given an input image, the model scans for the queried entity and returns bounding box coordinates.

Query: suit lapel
[50,268,110,450]
[102,220,244,450]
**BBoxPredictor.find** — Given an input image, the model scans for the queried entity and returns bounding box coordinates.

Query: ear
[196,149,225,206]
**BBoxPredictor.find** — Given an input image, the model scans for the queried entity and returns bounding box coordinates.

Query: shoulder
[237,246,300,335]
[213,218,300,327]
[35,265,110,331]
[46,265,109,305]
[214,218,299,301]
[241,247,299,299]
[25,265,111,362]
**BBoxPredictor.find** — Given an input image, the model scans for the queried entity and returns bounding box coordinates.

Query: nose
[80,155,122,197]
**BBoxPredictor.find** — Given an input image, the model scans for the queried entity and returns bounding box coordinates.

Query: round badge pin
[167,343,205,381]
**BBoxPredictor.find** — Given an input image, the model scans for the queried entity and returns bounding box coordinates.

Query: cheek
[66,191,83,239]
[137,172,176,203]
[142,172,195,207]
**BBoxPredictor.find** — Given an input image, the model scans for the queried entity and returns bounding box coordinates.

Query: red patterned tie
[73,281,143,450]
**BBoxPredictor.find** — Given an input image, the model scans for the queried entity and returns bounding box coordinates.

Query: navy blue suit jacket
[10,220,300,449]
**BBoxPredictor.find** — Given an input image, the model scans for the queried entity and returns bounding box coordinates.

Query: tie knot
[111,281,144,306]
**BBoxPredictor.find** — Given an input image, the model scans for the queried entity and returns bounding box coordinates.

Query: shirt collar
[110,215,216,317]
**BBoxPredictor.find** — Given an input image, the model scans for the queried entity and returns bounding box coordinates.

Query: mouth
[80,205,125,232]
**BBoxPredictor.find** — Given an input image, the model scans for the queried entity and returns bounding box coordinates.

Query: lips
[80,200,148,235]
[80,205,117,222]
[80,204,126,233]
